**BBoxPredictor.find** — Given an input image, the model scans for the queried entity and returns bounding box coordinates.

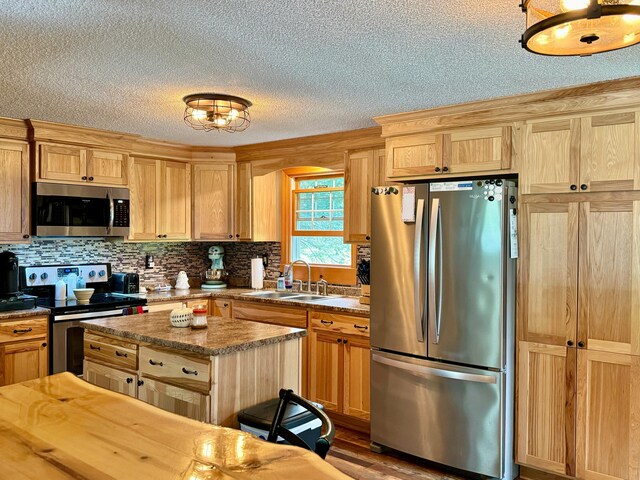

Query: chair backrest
[266,388,335,459]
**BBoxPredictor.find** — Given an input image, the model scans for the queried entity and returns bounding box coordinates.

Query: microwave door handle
[414,198,425,343]
[428,197,442,344]
[107,191,114,234]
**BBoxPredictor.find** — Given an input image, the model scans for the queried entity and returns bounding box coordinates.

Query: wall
[0,239,367,288]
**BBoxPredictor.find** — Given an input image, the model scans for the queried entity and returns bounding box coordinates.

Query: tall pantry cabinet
[516,112,640,480]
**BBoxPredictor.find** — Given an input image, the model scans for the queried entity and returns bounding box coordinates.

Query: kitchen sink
[242,291,301,299]
[286,294,342,302]
[241,291,343,302]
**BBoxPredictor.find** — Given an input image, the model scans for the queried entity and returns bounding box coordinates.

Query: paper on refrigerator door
[401,186,416,223]
[509,209,519,259]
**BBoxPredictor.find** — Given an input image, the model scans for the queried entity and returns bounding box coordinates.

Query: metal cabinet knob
[580,184,588,190]
[126,378,133,384]
[442,166,449,173]
[578,341,585,348]
[570,184,577,191]
[567,340,574,347]
[434,167,441,173]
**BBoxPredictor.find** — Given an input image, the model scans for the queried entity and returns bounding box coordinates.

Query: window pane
[297,192,313,210]
[335,178,344,187]
[332,191,344,210]
[298,179,317,189]
[292,236,351,266]
[296,220,314,230]
[314,192,331,210]
[315,178,335,188]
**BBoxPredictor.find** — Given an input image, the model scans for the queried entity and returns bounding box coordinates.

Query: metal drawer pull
[149,359,163,366]
[13,328,33,334]
[182,367,198,376]
[320,320,333,325]
[115,350,128,357]
[89,344,101,351]
[353,324,368,330]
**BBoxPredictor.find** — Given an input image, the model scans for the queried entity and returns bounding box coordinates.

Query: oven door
[34,183,130,237]
[52,320,85,375]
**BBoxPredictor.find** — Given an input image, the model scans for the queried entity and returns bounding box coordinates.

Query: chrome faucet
[316,276,329,296]
[291,259,312,293]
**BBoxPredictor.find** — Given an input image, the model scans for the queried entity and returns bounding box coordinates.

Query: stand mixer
[202,246,228,290]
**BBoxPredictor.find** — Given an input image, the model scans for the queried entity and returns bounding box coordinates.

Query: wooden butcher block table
[0,372,351,480]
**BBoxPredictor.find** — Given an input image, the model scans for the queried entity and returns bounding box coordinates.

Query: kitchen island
[0,373,350,479]
[80,312,305,427]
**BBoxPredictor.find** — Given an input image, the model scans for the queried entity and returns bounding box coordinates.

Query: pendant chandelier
[183,93,252,133]
[521,0,640,56]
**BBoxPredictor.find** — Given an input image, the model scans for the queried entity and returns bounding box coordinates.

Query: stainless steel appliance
[370,179,518,480]
[0,251,36,312]
[33,183,130,237]
[202,245,228,290]
[111,272,140,294]
[20,263,147,375]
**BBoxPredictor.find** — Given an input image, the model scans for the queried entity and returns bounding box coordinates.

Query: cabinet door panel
[521,119,580,194]
[344,149,375,243]
[138,376,210,422]
[192,164,234,240]
[343,336,370,420]
[129,158,159,240]
[579,201,640,355]
[309,331,342,413]
[0,339,48,386]
[86,150,128,185]
[386,133,443,178]
[39,144,86,182]
[577,350,640,480]
[520,202,579,346]
[517,342,576,476]
[212,299,232,318]
[0,141,29,242]
[235,162,252,241]
[581,113,640,192]
[83,359,137,398]
[443,126,511,174]
[161,161,190,240]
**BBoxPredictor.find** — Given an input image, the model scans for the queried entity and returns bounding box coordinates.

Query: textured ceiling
[1,1,640,147]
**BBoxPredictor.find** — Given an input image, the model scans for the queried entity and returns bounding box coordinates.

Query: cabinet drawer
[84,332,138,370]
[212,299,232,318]
[0,317,48,343]
[139,345,210,393]
[310,312,370,338]
[138,376,210,423]
[146,301,185,313]
[185,299,209,313]
[233,301,307,328]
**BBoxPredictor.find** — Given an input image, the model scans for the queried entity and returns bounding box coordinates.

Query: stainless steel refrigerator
[370,179,518,480]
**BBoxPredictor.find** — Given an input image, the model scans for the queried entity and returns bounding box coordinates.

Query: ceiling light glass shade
[521,0,640,56]
[183,93,252,132]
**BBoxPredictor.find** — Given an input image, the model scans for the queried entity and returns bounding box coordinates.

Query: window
[282,171,356,285]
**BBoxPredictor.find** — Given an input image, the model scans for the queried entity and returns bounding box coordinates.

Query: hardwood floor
[325,427,471,480]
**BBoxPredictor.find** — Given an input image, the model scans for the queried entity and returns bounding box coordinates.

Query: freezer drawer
[371,350,504,478]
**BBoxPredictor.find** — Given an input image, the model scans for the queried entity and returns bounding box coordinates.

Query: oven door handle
[107,190,114,234]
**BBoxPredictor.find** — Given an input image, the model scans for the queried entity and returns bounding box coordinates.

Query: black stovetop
[36,292,146,314]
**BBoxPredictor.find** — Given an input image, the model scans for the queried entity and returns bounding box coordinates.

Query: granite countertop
[80,311,306,356]
[0,307,51,321]
[143,288,370,315]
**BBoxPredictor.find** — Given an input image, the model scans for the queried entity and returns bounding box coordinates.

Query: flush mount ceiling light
[182,93,252,133]
[521,0,640,56]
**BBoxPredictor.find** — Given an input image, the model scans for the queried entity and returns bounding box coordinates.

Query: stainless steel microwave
[33,183,130,237]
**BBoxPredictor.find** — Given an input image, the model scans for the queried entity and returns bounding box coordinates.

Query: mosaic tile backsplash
[0,239,370,288]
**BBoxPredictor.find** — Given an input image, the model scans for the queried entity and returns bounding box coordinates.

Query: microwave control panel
[113,199,130,227]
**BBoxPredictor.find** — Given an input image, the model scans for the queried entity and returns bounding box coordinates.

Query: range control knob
[89,271,96,278]
[28,273,37,281]
[98,270,106,277]
[40,273,48,280]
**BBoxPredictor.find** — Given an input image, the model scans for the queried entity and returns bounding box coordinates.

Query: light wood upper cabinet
[521,119,580,195]
[517,342,576,476]
[161,161,191,240]
[235,162,252,241]
[192,163,234,241]
[442,126,512,174]
[581,112,640,193]
[344,149,376,243]
[86,149,128,185]
[0,140,29,243]
[39,143,128,186]
[576,350,640,480]
[520,201,579,346]
[129,158,190,241]
[252,170,281,242]
[386,133,443,178]
[578,200,640,355]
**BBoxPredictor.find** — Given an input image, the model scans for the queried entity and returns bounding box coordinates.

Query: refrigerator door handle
[413,198,425,343]
[372,353,497,384]
[428,198,442,344]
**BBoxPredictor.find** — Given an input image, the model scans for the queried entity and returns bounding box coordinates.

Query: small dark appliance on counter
[111,272,140,294]
[0,251,36,312]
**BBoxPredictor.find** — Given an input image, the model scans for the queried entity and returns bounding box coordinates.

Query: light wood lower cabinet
[517,342,640,480]
[84,359,137,398]
[309,330,343,413]
[212,299,232,318]
[0,316,49,387]
[138,376,210,423]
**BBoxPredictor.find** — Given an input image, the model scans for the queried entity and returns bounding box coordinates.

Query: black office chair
[267,388,336,459]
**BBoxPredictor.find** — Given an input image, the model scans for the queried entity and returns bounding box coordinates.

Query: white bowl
[73,288,95,302]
